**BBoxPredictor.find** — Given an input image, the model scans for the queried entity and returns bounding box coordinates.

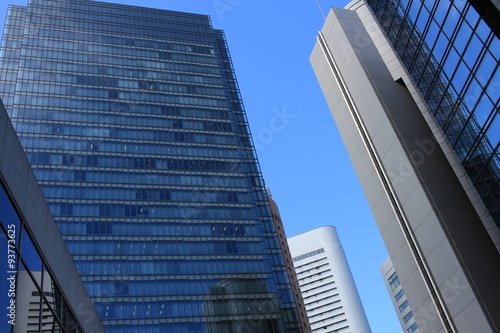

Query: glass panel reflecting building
[365,0,499,227]
[0,98,104,333]
[0,0,301,331]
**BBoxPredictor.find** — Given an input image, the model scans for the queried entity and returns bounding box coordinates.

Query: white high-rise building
[287,226,371,333]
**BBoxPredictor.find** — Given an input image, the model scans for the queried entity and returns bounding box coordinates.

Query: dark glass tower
[0,0,301,331]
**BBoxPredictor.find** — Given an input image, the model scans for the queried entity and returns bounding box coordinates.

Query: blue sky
[0,0,402,331]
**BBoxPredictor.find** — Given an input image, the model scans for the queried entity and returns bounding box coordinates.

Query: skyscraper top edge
[288,225,337,239]
[24,0,212,26]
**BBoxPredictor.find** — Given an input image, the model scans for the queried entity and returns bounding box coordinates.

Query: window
[399,300,409,312]
[407,322,418,333]
[395,289,405,301]
[292,248,325,262]
[388,272,400,291]
[403,311,413,323]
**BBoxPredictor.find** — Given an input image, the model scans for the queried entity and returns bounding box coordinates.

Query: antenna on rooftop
[316,0,326,19]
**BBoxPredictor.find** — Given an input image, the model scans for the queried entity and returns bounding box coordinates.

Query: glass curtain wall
[366,0,499,227]
[0,0,301,331]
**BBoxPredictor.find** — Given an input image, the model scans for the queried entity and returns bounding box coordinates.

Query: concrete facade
[310,4,500,333]
[288,226,371,333]
[268,190,311,333]
[380,257,419,333]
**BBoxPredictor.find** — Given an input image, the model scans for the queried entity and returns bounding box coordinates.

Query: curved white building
[288,226,371,333]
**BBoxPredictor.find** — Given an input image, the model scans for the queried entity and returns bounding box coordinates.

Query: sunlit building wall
[288,226,372,333]
[267,189,311,333]
[310,1,500,332]
[380,258,419,333]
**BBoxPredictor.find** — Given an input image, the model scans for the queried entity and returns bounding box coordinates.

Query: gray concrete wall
[310,7,500,333]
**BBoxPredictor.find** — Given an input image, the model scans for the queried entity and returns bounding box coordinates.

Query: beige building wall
[268,190,311,333]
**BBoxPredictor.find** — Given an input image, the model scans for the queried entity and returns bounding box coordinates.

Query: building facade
[267,189,311,333]
[0,0,302,331]
[287,226,371,333]
[0,99,105,333]
[310,1,500,332]
[380,258,419,333]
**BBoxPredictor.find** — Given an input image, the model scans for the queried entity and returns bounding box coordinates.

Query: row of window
[101,322,281,333]
[297,263,329,278]
[93,297,280,319]
[18,121,236,143]
[24,141,249,163]
[31,5,213,36]
[16,89,228,110]
[308,304,342,319]
[41,185,248,203]
[32,157,246,177]
[26,27,215,55]
[12,105,238,124]
[310,311,345,327]
[19,57,224,83]
[59,221,256,237]
[79,261,270,285]
[312,319,348,333]
[82,274,269,298]
[65,239,263,256]
[309,308,344,322]
[23,46,220,73]
[26,16,213,44]
[297,268,331,283]
[34,168,251,187]
[292,248,325,263]
[305,293,339,308]
[43,0,210,26]
[23,137,246,160]
[18,67,223,88]
[295,257,328,272]
[15,89,228,110]
[25,37,216,64]
[302,287,337,302]
[48,202,258,219]
[300,275,334,289]
[19,132,242,151]
[11,96,237,122]
[17,80,227,98]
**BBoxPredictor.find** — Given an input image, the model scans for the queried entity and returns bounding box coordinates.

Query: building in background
[288,226,372,333]
[0,99,104,333]
[380,258,419,333]
[0,0,302,331]
[267,188,311,332]
[310,1,500,332]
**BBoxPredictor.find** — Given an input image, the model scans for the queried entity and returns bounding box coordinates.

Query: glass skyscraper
[0,0,301,332]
